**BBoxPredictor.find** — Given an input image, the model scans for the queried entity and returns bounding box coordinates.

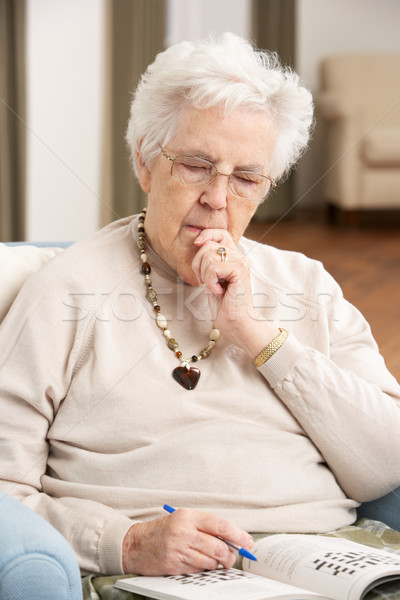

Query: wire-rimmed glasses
[160,147,276,202]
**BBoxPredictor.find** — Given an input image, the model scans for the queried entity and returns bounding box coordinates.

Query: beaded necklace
[137,209,220,390]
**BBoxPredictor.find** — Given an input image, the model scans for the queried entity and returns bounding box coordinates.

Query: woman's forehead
[169,106,277,166]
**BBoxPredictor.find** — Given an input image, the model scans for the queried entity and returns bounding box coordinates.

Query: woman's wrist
[227,319,281,360]
[253,328,289,367]
[122,522,146,574]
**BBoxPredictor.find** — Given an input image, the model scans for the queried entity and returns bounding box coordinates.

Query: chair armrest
[316,91,359,121]
[5,241,73,248]
[357,485,400,532]
[0,494,82,600]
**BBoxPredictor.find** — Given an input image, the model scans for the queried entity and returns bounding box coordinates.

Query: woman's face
[137,105,277,286]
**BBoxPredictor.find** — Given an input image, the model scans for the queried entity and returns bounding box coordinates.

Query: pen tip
[239,548,257,561]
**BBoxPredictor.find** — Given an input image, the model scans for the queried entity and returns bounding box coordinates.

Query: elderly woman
[0,33,400,589]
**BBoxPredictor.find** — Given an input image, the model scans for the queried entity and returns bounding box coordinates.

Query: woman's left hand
[191,228,279,358]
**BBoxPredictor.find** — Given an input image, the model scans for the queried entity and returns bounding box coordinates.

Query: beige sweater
[1,215,400,575]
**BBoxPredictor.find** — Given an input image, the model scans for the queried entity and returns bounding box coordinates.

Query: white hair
[126,32,313,181]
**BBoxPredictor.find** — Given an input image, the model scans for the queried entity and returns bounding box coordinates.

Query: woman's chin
[176,265,200,287]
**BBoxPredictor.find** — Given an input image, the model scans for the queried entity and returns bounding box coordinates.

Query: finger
[191,240,218,286]
[192,240,242,288]
[196,535,237,569]
[174,545,224,573]
[193,228,236,249]
[192,511,255,554]
[199,249,248,298]
[161,547,221,575]
[163,513,233,572]
[204,263,240,297]
[167,509,251,568]
[165,537,234,573]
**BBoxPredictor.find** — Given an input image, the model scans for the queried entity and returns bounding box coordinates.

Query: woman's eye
[234,173,259,185]
[181,158,209,170]
[184,163,207,172]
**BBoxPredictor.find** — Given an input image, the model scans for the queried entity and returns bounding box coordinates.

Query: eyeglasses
[160,147,276,202]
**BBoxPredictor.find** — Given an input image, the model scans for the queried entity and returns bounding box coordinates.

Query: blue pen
[163,504,257,561]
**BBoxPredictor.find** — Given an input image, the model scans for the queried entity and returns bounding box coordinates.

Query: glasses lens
[172,156,216,185]
[230,172,270,201]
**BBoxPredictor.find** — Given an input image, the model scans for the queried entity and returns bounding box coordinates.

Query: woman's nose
[200,173,229,209]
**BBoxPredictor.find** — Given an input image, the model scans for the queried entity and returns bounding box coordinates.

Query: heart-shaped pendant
[172,366,201,390]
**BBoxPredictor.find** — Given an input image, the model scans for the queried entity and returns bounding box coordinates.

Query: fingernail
[247,534,255,546]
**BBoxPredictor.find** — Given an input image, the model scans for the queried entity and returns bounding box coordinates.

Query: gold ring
[217,247,227,262]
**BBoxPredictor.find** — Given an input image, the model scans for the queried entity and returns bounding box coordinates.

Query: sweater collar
[130,214,187,284]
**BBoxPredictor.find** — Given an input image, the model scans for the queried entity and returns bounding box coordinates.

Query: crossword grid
[165,569,252,587]
[306,551,400,579]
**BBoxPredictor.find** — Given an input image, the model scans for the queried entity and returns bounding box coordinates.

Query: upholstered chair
[317,54,400,225]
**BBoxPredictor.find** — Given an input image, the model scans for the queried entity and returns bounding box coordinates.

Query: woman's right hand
[122,507,254,575]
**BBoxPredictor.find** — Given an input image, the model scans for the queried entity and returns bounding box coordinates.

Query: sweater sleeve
[258,266,400,503]
[0,264,133,575]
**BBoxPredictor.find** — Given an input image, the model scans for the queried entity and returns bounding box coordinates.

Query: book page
[243,534,400,600]
[115,567,328,600]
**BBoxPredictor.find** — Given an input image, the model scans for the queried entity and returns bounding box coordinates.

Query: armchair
[0,493,82,599]
[0,240,400,575]
[316,54,400,225]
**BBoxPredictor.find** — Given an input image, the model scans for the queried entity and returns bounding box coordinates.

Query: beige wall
[167,0,250,46]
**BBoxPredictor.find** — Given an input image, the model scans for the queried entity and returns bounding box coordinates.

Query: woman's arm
[259,294,400,502]
[0,267,133,575]
[192,228,400,502]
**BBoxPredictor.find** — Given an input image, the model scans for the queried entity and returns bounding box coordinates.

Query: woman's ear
[136,151,152,193]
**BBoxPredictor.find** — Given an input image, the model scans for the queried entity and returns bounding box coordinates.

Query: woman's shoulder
[29,216,139,287]
[62,214,138,266]
[4,216,141,320]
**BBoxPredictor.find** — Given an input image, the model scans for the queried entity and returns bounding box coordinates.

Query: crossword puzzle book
[115,534,400,600]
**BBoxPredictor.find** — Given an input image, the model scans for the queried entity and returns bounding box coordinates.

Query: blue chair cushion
[0,493,82,599]
[5,241,73,248]
[357,486,400,531]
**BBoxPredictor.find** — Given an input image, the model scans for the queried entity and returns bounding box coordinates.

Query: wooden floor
[245,211,400,382]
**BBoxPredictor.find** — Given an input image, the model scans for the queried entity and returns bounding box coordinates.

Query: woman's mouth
[185,225,204,234]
